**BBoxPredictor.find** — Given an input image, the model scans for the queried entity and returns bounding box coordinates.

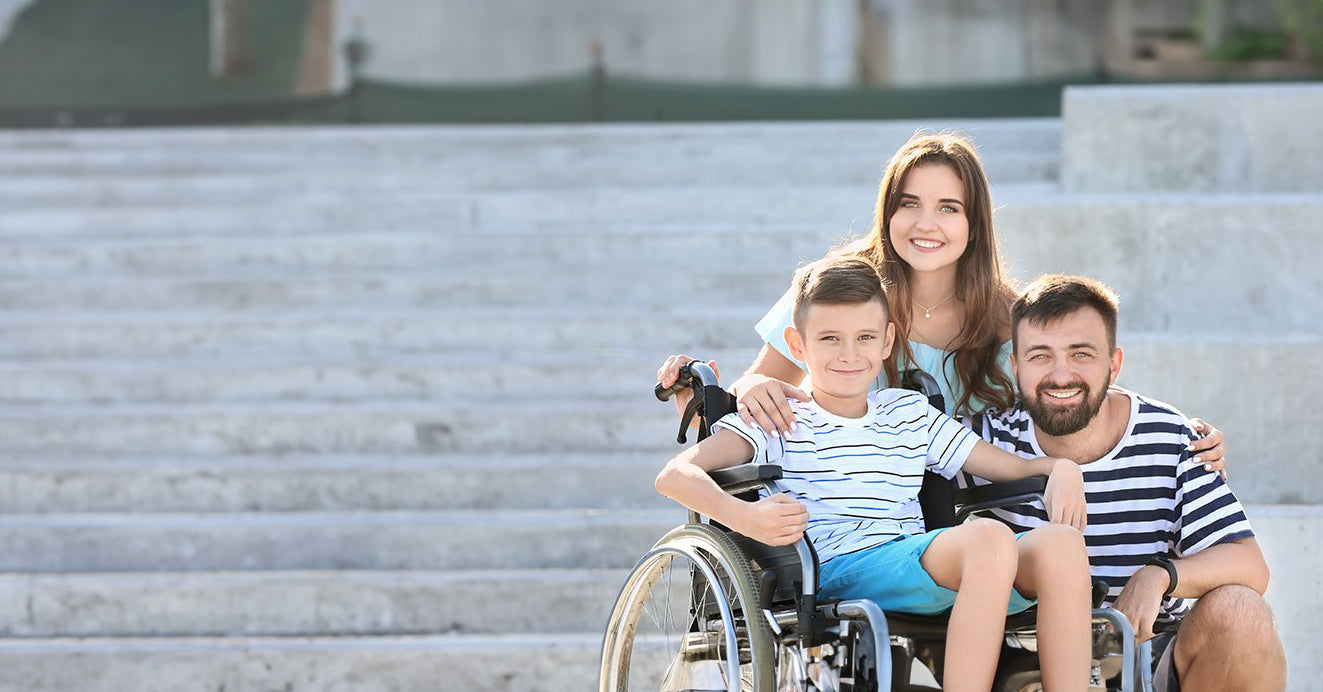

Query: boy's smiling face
[785,299,894,416]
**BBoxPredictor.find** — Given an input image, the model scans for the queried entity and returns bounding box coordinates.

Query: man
[967,274,1287,692]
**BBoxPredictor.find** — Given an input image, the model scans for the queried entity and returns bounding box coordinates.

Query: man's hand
[1043,458,1087,530]
[732,493,809,546]
[1112,565,1170,642]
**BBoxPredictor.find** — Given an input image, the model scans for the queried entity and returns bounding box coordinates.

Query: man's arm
[1113,537,1269,642]
[960,440,1087,529]
[654,428,809,546]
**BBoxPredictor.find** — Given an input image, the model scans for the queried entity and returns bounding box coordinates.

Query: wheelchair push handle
[654,361,721,401]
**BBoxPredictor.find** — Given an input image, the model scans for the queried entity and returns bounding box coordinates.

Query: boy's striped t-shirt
[714,388,978,564]
[963,388,1255,623]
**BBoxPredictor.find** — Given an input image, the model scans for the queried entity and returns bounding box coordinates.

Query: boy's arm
[960,440,1087,529]
[654,429,809,546]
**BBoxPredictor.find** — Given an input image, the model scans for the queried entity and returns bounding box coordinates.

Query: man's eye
[1072,352,1093,359]
[1030,353,1048,361]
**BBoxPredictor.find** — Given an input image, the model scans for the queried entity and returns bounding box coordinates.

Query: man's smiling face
[1012,306,1122,436]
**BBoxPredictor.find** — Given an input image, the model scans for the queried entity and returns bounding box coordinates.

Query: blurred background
[0,0,1319,126]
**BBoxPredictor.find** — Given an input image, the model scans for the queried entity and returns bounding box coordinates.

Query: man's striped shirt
[964,388,1254,623]
[715,388,978,564]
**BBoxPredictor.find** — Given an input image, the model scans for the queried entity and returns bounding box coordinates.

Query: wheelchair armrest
[953,476,1046,523]
[708,464,782,495]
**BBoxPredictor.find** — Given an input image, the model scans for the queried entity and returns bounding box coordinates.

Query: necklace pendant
[924,309,932,319]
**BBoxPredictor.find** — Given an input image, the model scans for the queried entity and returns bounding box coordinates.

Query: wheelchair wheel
[600,523,776,692]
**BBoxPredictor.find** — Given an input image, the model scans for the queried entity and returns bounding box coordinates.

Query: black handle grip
[654,361,720,401]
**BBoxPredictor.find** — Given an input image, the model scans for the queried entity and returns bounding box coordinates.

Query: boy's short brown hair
[1012,274,1121,351]
[791,256,890,330]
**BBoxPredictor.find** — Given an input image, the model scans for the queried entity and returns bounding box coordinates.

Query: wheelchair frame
[601,362,1154,692]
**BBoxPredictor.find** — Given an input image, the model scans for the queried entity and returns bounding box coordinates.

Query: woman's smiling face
[887,163,970,275]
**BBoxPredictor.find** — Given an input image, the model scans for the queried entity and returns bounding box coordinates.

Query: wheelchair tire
[600,523,776,692]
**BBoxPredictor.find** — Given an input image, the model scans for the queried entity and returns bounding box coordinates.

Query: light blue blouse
[754,288,1013,416]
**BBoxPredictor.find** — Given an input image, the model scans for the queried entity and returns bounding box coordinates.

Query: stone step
[0,152,1056,199]
[0,269,794,311]
[0,633,607,692]
[0,307,765,360]
[0,505,1312,690]
[0,185,879,237]
[0,453,672,513]
[0,508,677,572]
[0,371,1314,504]
[0,118,1062,159]
[0,569,631,637]
[0,227,838,277]
[0,350,757,403]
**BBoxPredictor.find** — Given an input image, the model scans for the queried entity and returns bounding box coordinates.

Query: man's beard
[1021,374,1111,437]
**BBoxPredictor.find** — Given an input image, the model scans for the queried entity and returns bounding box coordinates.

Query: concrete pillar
[295,0,336,95]
[209,0,253,78]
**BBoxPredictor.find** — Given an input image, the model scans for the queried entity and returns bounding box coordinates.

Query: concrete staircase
[0,87,1318,690]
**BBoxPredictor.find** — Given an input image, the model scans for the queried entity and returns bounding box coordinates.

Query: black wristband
[1146,556,1178,597]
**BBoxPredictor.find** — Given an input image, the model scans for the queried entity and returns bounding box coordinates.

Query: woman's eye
[940,204,959,213]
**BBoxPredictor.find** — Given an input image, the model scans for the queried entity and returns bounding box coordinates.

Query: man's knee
[1178,584,1282,657]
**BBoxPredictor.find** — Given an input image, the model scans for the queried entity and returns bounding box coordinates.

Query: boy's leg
[919,518,1019,692]
[1013,524,1091,692]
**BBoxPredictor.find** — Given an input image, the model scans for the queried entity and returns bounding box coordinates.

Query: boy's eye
[820,335,838,342]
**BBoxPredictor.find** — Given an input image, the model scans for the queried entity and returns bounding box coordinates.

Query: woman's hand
[729,373,811,438]
[1189,418,1227,479]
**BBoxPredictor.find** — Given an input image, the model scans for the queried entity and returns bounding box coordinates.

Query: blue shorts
[818,528,1036,616]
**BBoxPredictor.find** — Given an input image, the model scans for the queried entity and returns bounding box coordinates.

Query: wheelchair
[600,362,1156,692]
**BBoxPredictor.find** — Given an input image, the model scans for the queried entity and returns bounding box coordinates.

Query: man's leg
[920,518,1019,692]
[1014,524,1091,692]
[1172,584,1286,692]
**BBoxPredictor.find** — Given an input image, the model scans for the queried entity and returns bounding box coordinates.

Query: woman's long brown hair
[853,132,1016,415]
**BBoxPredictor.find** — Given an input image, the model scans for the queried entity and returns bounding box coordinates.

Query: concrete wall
[321,0,1290,91]
[330,0,857,90]
[1062,83,1323,193]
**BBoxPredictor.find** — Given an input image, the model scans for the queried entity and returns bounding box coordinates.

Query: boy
[655,256,1093,692]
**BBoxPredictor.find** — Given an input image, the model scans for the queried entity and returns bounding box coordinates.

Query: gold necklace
[914,291,956,319]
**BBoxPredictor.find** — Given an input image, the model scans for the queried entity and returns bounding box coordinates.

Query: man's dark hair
[1012,274,1120,351]
[791,256,889,331]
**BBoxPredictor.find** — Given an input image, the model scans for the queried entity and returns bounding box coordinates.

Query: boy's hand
[656,354,719,423]
[733,493,809,546]
[1043,458,1087,530]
